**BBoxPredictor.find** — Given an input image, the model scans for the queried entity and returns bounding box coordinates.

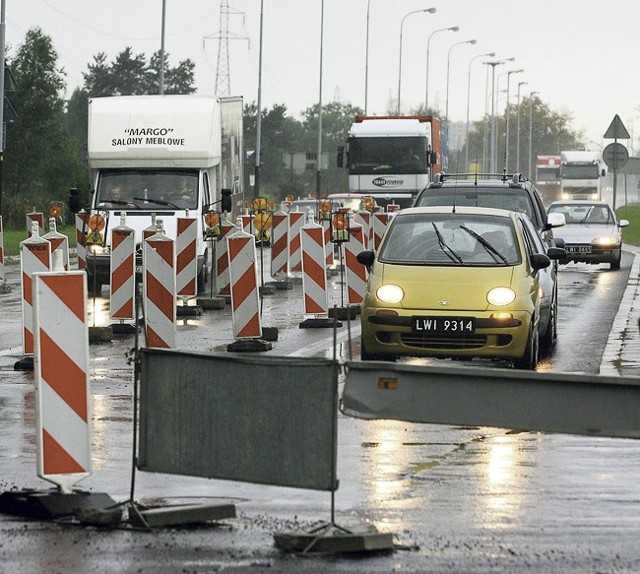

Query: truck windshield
[348,136,428,175]
[96,170,199,210]
[561,164,600,179]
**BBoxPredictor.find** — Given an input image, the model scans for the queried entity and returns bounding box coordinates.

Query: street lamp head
[450,26,460,32]
[426,7,437,13]
[487,52,496,57]
[510,68,524,75]
[468,39,477,45]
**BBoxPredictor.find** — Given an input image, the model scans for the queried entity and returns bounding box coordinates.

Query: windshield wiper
[133,197,181,209]
[432,223,462,264]
[579,207,594,224]
[99,199,140,209]
[459,224,508,264]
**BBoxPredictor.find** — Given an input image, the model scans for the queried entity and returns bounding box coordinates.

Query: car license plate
[566,245,592,254]
[412,317,475,334]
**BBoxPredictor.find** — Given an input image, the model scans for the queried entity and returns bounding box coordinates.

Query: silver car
[547,200,629,270]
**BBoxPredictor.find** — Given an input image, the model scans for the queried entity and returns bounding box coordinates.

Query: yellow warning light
[254,211,272,232]
[253,197,267,211]
[285,194,294,202]
[332,211,349,242]
[363,196,375,211]
[88,213,106,232]
[204,211,220,227]
[49,205,62,218]
[243,199,251,209]
[268,200,276,211]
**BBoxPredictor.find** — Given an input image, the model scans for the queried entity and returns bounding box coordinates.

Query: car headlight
[487,287,516,306]
[86,243,110,255]
[376,284,404,303]
[593,236,619,246]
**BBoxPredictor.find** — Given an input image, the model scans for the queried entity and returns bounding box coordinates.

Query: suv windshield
[414,187,539,227]
[96,169,199,210]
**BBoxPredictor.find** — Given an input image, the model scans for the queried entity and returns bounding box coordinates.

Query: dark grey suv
[412,172,565,250]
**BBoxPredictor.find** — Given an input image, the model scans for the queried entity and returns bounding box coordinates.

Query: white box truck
[559,150,605,201]
[71,94,244,293]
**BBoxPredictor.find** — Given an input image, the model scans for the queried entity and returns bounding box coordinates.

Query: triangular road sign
[604,114,630,139]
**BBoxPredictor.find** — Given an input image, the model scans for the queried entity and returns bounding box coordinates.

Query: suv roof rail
[432,172,527,181]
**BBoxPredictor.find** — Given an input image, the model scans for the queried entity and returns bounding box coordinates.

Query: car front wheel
[514,319,539,370]
[610,248,622,271]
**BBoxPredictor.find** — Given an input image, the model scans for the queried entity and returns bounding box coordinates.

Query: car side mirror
[546,212,565,229]
[546,247,566,261]
[619,219,630,228]
[530,253,551,270]
[356,250,375,272]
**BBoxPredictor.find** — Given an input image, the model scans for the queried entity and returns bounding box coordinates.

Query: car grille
[400,332,487,350]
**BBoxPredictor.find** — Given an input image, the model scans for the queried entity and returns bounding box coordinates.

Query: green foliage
[2,224,77,256]
[616,204,640,246]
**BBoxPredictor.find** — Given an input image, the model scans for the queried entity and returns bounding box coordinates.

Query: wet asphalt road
[0,250,639,573]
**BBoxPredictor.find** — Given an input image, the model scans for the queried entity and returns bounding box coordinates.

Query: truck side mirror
[221,188,232,213]
[601,169,606,177]
[337,146,344,168]
[69,187,81,213]
[429,151,437,166]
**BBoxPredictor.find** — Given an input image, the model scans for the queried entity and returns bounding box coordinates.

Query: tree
[3,27,89,225]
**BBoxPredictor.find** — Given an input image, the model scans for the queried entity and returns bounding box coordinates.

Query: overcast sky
[5,0,640,151]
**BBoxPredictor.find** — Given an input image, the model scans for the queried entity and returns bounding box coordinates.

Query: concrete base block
[0,489,117,520]
[197,297,226,310]
[111,322,137,335]
[260,284,277,296]
[329,306,359,321]
[261,326,279,341]
[266,280,293,291]
[299,318,343,329]
[274,524,395,555]
[227,338,273,353]
[129,502,236,528]
[89,326,113,344]
[13,357,34,371]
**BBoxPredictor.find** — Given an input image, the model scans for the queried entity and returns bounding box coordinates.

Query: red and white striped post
[176,216,198,301]
[288,210,306,275]
[353,210,371,250]
[216,221,236,297]
[143,223,176,349]
[33,267,91,493]
[20,222,52,358]
[109,214,135,324]
[299,213,333,328]
[371,211,389,252]
[226,222,271,352]
[345,222,367,306]
[269,211,290,283]
[75,212,89,270]
[26,212,44,238]
[43,217,69,271]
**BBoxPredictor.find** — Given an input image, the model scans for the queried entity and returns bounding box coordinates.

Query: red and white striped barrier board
[321,218,334,269]
[301,218,328,316]
[216,222,236,296]
[176,217,198,299]
[345,222,367,306]
[33,270,91,493]
[143,215,159,241]
[43,218,69,271]
[110,217,135,321]
[270,211,289,280]
[227,226,261,339]
[240,213,254,236]
[288,210,306,273]
[143,229,176,349]
[0,216,4,284]
[354,210,371,250]
[20,225,52,355]
[26,212,44,238]
[371,212,389,251]
[75,212,89,270]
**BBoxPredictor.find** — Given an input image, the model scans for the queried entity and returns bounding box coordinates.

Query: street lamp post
[516,80,528,172]
[528,91,539,178]
[397,7,436,115]
[504,68,524,172]
[364,0,371,114]
[316,0,325,196]
[445,39,476,121]
[425,26,458,113]
[465,51,495,171]
[485,60,505,173]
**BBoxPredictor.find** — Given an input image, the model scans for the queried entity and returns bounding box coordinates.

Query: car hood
[380,264,516,310]
[553,223,620,242]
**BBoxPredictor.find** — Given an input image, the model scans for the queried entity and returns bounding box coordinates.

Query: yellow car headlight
[593,236,618,246]
[487,287,516,306]
[376,284,404,304]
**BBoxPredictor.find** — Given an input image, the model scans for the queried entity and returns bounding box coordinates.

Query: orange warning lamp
[254,211,272,232]
[331,210,350,243]
[88,213,106,232]
[49,205,62,218]
[285,194,294,202]
[204,211,220,238]
[268,199,276,211]
[253,197,267,211]
[243,199,251,210]
[363,196,375,212]
[318,200,332,220]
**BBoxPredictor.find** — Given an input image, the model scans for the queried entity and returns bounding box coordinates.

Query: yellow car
[357,206,566,369]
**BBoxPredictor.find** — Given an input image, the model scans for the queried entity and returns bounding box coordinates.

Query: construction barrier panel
[371,212,389,251]
[345,223,367,306]
[216,222,236,296]
[353,210,371,250]
[33,270,91,493]
[42,218,69,271]
[176,216,198,299]
[75,212,89,270]
[143,229,176,348]
[138,349,338,490]
[288,210,305,274]
[20,226,52,355]
[270,211,289,280]
[342,361,640,439]
[26,212,44,238]
[110,218,135,322]
[300,218,328,315]
[227,226,261,339]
